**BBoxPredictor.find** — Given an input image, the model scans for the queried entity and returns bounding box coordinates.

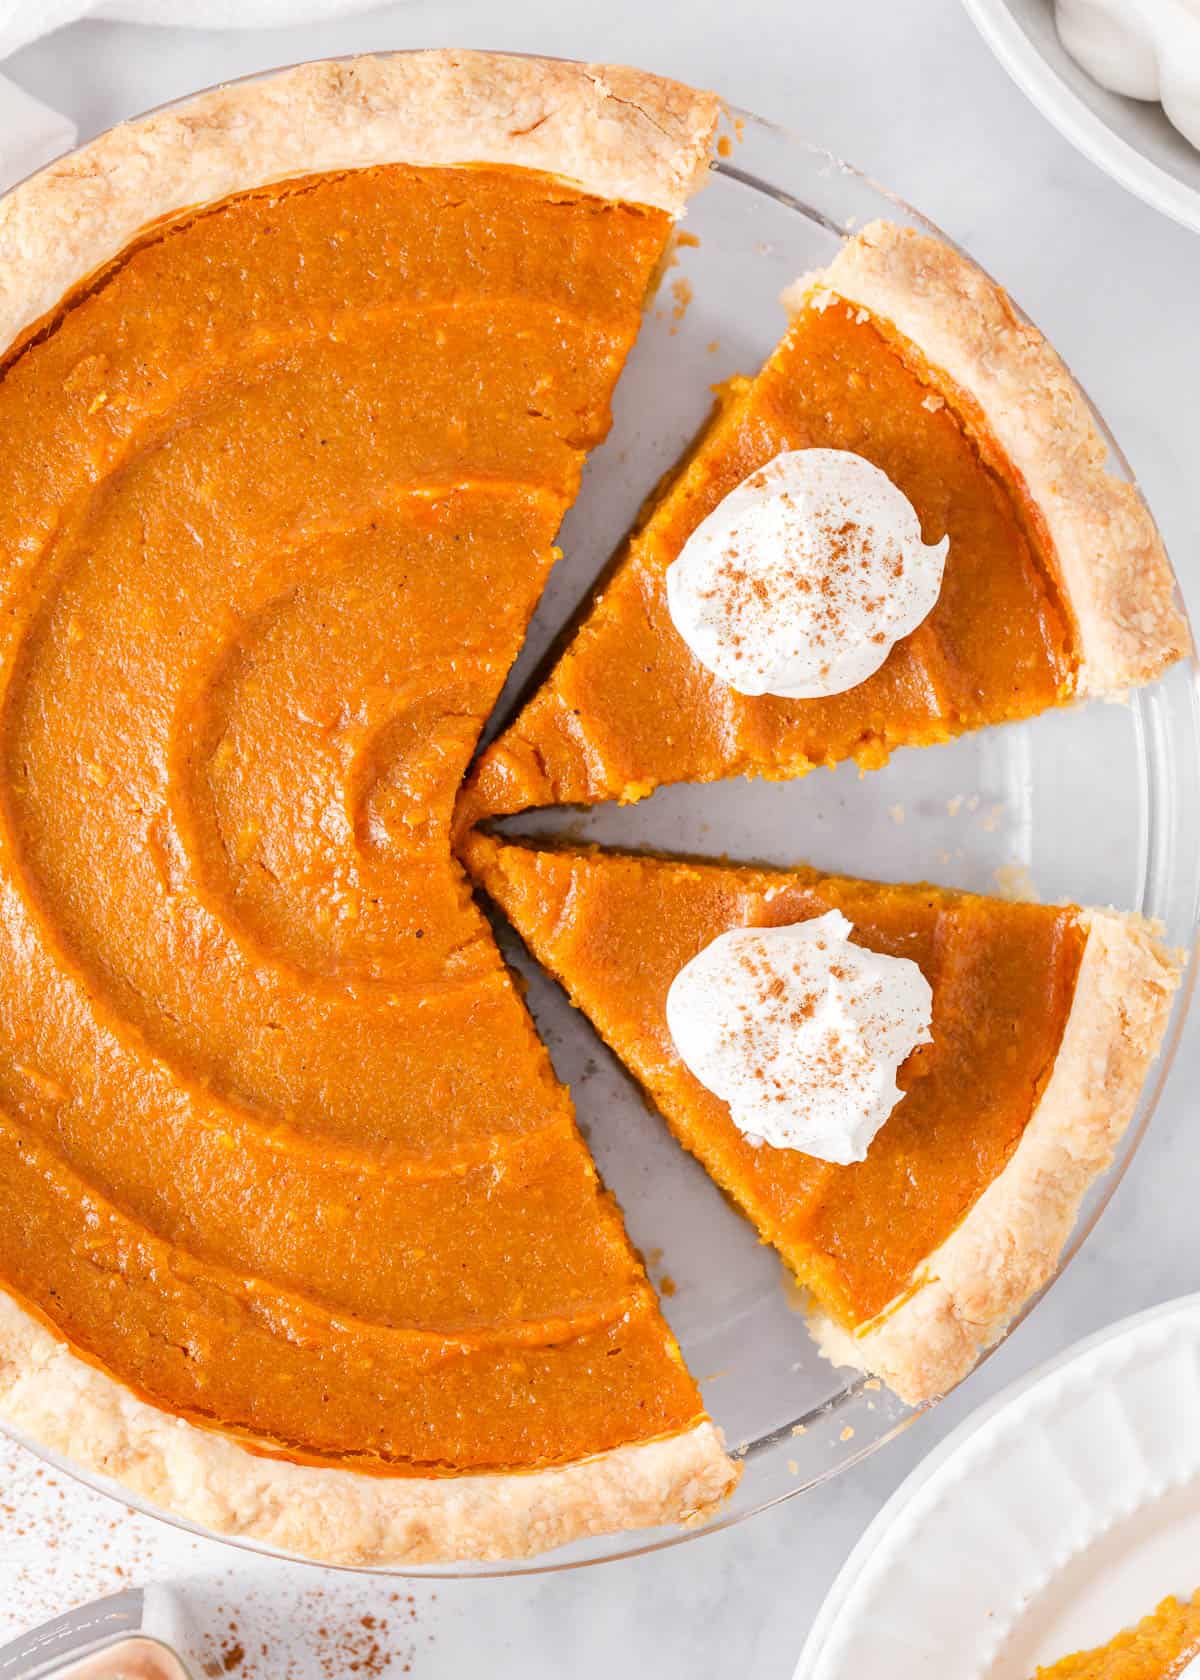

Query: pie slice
[1033,1591,1200,1678]
[463,220,1189,823]
[463,832,1181,1404]
[0,53,736,1565]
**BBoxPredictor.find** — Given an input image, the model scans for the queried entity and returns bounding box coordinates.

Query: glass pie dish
[0,59,1196,1579]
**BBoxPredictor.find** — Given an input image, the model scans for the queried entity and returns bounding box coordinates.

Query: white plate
[962,0,1200,233]
[796,1293,1200,1678]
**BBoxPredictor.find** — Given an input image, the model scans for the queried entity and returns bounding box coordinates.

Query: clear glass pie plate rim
[0,55,1196,1582]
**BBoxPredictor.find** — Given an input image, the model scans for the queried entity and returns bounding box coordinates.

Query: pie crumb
[993,862,1040,902]
[670,277,693,326]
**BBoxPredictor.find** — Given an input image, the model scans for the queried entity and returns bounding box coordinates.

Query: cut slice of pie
[463,220,1189,823]
[1033,1591,1200,1678]
[463,831,1182,1405]
[0,53,735,1565]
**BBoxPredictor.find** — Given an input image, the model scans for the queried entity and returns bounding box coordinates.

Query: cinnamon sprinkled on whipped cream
[664,448,948,699]
[665,911,933,1164]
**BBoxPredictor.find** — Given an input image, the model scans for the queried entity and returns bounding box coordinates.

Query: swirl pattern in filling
[0,163,707,1473]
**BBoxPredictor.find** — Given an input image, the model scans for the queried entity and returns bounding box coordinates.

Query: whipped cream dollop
[664,448,949,699]
[665,910,933,1165]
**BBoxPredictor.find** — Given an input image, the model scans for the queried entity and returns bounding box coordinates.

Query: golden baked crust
[786,221,1190,696]
[810,909,1183,1404]
[0,50,719,354]
[0,1291,735,1565]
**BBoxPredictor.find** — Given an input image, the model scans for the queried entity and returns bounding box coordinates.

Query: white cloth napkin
[0,1,387,190]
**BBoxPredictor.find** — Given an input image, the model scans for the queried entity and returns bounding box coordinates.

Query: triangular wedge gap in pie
[0,52,737,1566]
[462,220,1190,823]
[462,831,1182,1405]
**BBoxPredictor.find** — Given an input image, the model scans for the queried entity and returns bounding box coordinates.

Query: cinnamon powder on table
[1,1439,435,1678]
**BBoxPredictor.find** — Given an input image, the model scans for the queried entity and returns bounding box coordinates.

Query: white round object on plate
[962,0,1200,232]
[1056,0,1200,149]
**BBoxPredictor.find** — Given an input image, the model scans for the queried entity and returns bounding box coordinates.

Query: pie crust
[0,51,729,1566]
[0,1293,733,1564]
[810,908,1183,1405]
[788,221,1190,697]
[0,49,719,355]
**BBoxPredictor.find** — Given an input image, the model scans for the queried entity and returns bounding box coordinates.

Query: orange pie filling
[466,294,1081,820]
[463,837,1086,1333]
[1034,1591,1200,1679]
[0,164,714,1474]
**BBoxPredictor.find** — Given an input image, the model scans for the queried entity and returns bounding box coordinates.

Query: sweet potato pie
[0,50,1185,1566]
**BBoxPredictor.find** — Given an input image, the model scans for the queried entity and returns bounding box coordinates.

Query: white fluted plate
[796,1294,1200,1678]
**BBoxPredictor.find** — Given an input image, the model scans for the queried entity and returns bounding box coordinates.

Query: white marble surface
[0,2,1198,1676]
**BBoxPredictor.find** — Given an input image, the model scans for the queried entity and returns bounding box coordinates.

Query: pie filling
[465,295,1080,820]
[462,837,1085,1330]
[1033,1591,1200,1679]
[0,163,712,1474]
